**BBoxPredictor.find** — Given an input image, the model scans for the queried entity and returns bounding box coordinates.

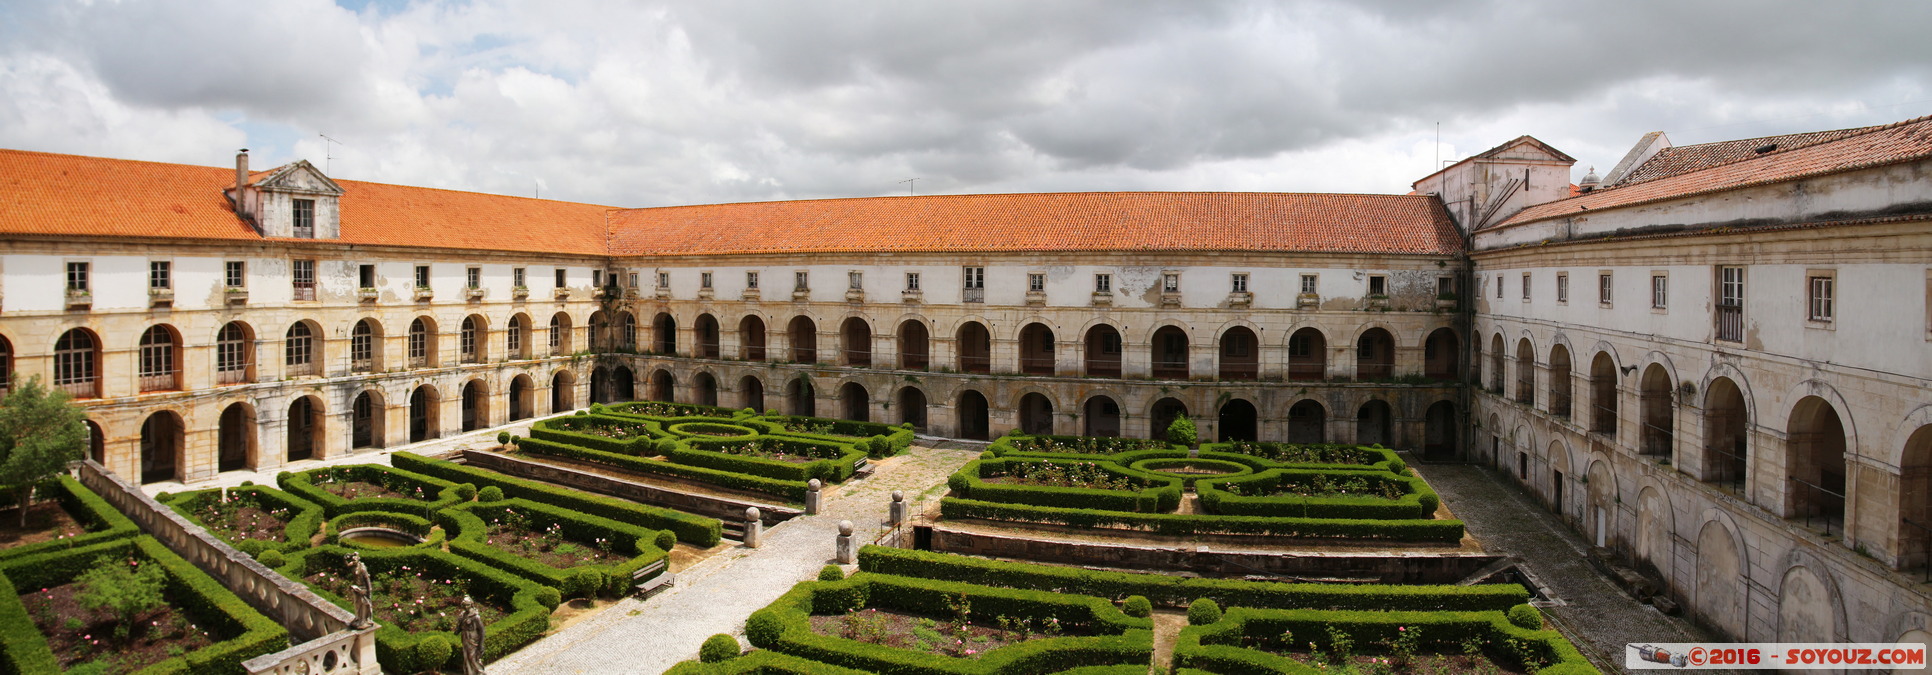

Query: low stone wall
[460,449,804,525]
[72,460,380,675]
[925,523,1503,583]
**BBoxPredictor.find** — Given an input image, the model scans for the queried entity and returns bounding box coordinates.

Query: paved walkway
[137,422,534,497]
[1420,462,1733,674]
[491,441,986,675]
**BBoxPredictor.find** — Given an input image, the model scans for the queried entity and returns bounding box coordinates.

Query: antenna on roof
[318,134,343,173]
[898,177,919,196]
[1434,122,1440,173]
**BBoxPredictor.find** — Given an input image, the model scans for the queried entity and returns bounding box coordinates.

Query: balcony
[1226,291,1252,308]
[553,287,570,301]
[65,289,91,309]
[215,368,249,385]
[698,288,714,300]
[292,285,316,302]
[962,287,984,304]
[1716,304,1744,342]
[1160,291,1182,307]
[466,287,486,302]
[844,289,865,304]
[1152,359,1188,380]
[139,373,178,392]
[358,288,379,303]
[512,286,529,300]
[656,287,672,300]
[792,289,812,302]
[56,379,98,399]
[1019,355,1054,375]
[224,287,249,304]
[1091,292,1113,306]
[413,286,434,302]
[1297,293,1320,309]
[741,288,760,302]
[148,288,173,306]
[901,289,922,304]
[1025,290,1046,306]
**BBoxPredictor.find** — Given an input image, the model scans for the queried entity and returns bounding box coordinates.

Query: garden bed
[278,464,464,518]
[0,476,140,564]
[0,501,84,551]
[165,485,324,554]
[20,570,220,672]
[806,607,1089,658]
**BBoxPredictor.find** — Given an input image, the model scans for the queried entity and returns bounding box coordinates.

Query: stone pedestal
[805,479,823,515]
[888,490,907,526]
[835,520,856,564]
[742,507,763,548]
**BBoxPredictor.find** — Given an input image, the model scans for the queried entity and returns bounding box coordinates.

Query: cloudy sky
[2,0,1928,207]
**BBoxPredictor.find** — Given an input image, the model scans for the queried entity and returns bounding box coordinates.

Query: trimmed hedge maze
[940,434,1462,543]
[517,403,917,503]
[0,474,141,564]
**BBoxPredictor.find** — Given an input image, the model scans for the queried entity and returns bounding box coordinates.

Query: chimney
[233,149,250,215]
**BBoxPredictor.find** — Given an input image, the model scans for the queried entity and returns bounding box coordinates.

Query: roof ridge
[1587,114,1932,195]
[615,190,1433,213]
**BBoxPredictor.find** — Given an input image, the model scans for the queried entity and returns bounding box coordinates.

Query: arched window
[215,322,252,384]
[138,325,179,392]
[507,314,527,359]
[409,318,433,368]
[285,321,317,376]
[55,329,100,398]
[549,312,571,356]
[351,319,379,372]
[460,316,484,364]
[618,312,638,351]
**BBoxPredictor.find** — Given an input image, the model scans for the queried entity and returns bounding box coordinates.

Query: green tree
[77,558,167,642]
[0,376,88,527]
[1165,414,1198,447]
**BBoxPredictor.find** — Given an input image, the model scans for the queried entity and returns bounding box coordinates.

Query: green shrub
[277,464,464,519]
[940,498,1465,542]
[515,435,811,502]
[1187,598,1222,625]
[257,550,286,568]
[479,486,505,502]
[456,483,478,500]
[392,452,723,547]
[1166,415,1198,447]
[77,559,167,642]
[745,609,785,646]
[655,530,678,551]
[700,634,741,662]
[1171,607,1599,675]
[818,565,845,581]
[415,635,454,672]
[1507,603,1542,629]
[1122,595,1152,618]
[498,431,512,445]
[0,475,140,563]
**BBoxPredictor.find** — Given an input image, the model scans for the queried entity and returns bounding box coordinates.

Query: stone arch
[1590,350,1620,436]
[505,312,533,360]
[283,319,323,376]
[1149,398,1188,441]
[287,395,325,462]
[1513,336,1536,406]
[407,315,439,367]
[1487,333,1506,392]
[547,311,572,356]
[839,316,872,367]
[787,315,819,363]
[1355,398,1393,447]
[1695,516,1749,639]
[614,311,638,351]
[1083,395,1123,437]
[1150,325,1190,379]
[1547,343,1573,418]
[550,369,577,413]
[739,314,768,361]
[1217,398,1258,442]
[956,321,992,374]
[1286,326,1327,381]
[649,369,676,402]
[217,401,258,472]
[897,385,928,430]
[1634,485,1674,577]
[956,389,990,440]
[1423,399,1458,460]
[1776,562,1846,643]
[213,320,257,384]
[1703,375,1750,491]
[1083,323,1124,377]
[1018,392,1054,435]
[1357,327,1396,380]
[351,389,386,449]
[508,374,535,421]
[409,384,441,442]
[839,381,870,422]
[139,409,186,484]
[785,375,815,417]
[459,314,489,364]
[460,379,490,432]
[1287,399,1326,443]
[691,371,719,407]
[897,318,930,370]
[1639,362,1675,458]
[693,313,721,359]
[653,312,678,354]
[740,375,766,412]
[1423,327,1459,381]
[1217,325,1260,381]
[1786,394,1850,531]
[1018,322,1056,375]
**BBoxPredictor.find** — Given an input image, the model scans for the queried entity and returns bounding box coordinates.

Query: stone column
[834,520,856,564]
[804,479,822,515]
[888,490,907,526]
[742,507,762,548]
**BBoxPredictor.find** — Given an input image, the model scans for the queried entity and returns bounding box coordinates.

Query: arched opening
[1356,399,1393,447]
[1785,396,1847,532]
[1548,344,1573,418]
[898,320,930,370]
[590,366,612,404]
[1018,324,1055,375]
[693,372,718,407]
[1084,325,1122,377]
[615,312,638,351]
[740,376,765,412]
[1514,338,1536,406]
[0,334,11,398]
[840,317,872,366]
[349,319,381,372]
[1151,326,1189,379]
[506,314,530,360]
[1639,364,1673,457]
[1899,425,1932,571]
[1083,396,1121,437]
[1149,398,1188,441]
[1218,327,1258,381]
[459,315,486,364]
[53,328,101,399]
[1488,334,1506,393]
[218,402,256,472]
[551,371,576,413]
[509,375,533,421]
[352,391,384,449]
[1703,377,1748,491]
[461,380,488,432]
[957,390,990,440]
[139,411,183,484]
[653,312,677,354]
[898,387,928,430]
[1356,328,1394,380]
[1287,328,1326,381]
[138,325,181,392]
[1288,400,1326,443]
[548,312,572,357]
[1590,352,1619,436]
[1018,393,1053,435]
[407,317,437,368]
[84,420,104,464]
[649,370,676,402]
[956,322,991,373]
[410,385,440,442]
[1469,335,1482,386]
[694,314,720,358]
[284,321,320,377]
[1217,399,1258,442]
[786,378,815,417]
[215,321,255,385]
[288,396,322,462]
[789,316,818,363]
[840,382,870,422]
[612,366,636,402]
[588,311,611,351]
[1424,400,1458,460]
[740,316,767,361]
[1423,328,1459,381]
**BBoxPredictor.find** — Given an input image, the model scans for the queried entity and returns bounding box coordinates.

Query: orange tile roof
[1608,125,1883,187]
[326,178,611,255]
[1497,115,1932,229]
[607,192,1461,256]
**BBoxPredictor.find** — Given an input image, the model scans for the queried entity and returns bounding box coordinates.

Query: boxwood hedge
[675,437,868,483]
[947,458,1180,513]
[1199,441,1405,472]
[1197,468,1441,520]
[162,484,324,556]
[439,498,669,597]
[392,452,723,547]
[514,435,811,502]
[1172,607,1598,674]
[326,510,448,551]
[665,651,1164,675]
[939,498,1465,542]
[277,464,464,519]
[0,474,140,563]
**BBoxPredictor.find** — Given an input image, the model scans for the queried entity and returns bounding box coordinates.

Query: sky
[1,0,1929,208]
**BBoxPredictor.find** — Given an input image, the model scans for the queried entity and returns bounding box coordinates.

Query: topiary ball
[818,564,845,581]
[497,431,512,445]
[1507,603,1543,629]
[478,486,505,502]
[699,634,741,663]
[576,410,589,416]
[1187,597,1222,625]
[654,530,677,551]
[745,610,784,647]
[535,586,562,610]
[257,549,286,569]
[240,481,255,487]
[415,635,454,672]
[455,483,478,501]
[1122,595,1152,618]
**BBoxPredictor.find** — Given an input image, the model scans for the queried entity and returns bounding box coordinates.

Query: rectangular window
[962,266,984,303]
[1231,273,1249,293]
[415,264,431,288]
[1556,273,1569,304]
[848,271,863,290]
[1369,275,1387,296]
[513,267,526,288]
[1300,274,1317,295]
[1808,275,1834,322]
[592,269,603,287]
[226,261,246,288]
[360,264,376,289]
[1028,273,1045,292]
[1716,266,1744,341]
[67,262,89,292]
[555,268,566,288]
[292,198,315,238]
[1094,274,1112,293]
[659,272,671,288]
[1496,275,1504,298]
[1437,276,1454,297]
[746,271,759,289]
[1163,273,1180,293]
[148,261,170,290]
[466,267,481,289]
[1599,272,1613,305]
[1521,272,1531,300]
[794,271,810,291]
[1651,273,1669,309]
[905,272,920,291]
[701,272,713,289]
[292,259,316,301]
[627,272,640,289]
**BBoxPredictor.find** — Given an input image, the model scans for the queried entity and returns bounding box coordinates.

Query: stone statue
[457,595,487,675]
[347,552,373,629]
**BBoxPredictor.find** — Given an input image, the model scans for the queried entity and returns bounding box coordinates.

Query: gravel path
[490,440,986,675]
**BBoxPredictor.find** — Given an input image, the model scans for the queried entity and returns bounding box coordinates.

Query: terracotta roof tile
[607,192,1462,256]
[327,178,611,255]
[1498,115,1932,228]
[1608,125,1883,187]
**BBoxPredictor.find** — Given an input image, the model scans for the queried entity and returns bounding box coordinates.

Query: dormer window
[292,199,315,238]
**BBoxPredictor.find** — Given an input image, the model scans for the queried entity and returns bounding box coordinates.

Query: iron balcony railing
[1716,304,1744,342]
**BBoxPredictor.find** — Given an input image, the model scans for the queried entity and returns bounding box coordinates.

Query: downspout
[1455,196,1479,464]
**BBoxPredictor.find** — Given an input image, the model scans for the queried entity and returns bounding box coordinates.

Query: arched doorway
[1018,324,1055,375]
[1591,352,1619,436]
[1356,399,1393,447]
[1785,396,1847,531]
[1084,325,1122,377]
[694,314,721,358]
[1703,377,1748,491]
[218,403,255,472]
[612,365,636,402]
[1219,327,1258,381]
[649,370,676,402]
[1018,393,1053,436]
[840,382,869,422]
[898,387,928,430]
[1423,400,1458,460]
[1218,399,1258,442]
[1488,334,1506,392]
[1899,425,1932,571]
[1151,326,1189,379]
[898,320,930,370]
[551,371,576,413]
[461,380,488,432]
[739,316,767,360]
[288,396,322,462]
[956,322,991,374]
[548,312,572,356]
[410,385,440,442]
[1423,328,1459,381]
[1287,400,1326,443]
[352,391,384,449]
[1356,328,1394,380]
[787,378,815,417]
[84,420,105,464]
[1083,396,1121,437]
[508,375,533,421]
[140,411,183,484]
[741,376,765,412]
[1288,327,1326,381]
[788,316,818,363]
[957,390,990,440]
[693,372,718,407]
[1640,364,1673,457]
[841,318,872,366]
[653,312,677,354]
[1514,338,1536,405]
[1548,344,1573,418]
[1149,398,1188,441]
[590,365,613,404]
